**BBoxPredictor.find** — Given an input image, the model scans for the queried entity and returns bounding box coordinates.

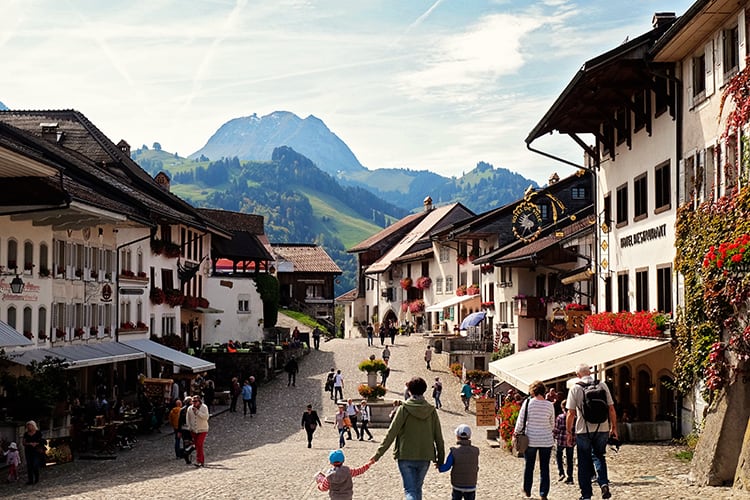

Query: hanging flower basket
[150,287,166,305]
[400,277,413,290]
[456,285,467,296]
[409,299,425,313]
[416,276,432,289]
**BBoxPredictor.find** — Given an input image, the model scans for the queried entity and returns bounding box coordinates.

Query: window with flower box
[635,268,649,311]
[445,276,454,293]
[657,264,672,314]
[7,306,16,329]
[617,272,630,312]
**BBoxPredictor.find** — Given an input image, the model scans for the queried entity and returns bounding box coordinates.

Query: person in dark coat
[285,357,300,387]
[249,375,258,415]
[301,404,323,448]
[379,324,386,345]
[21,420,44,485]
[389,322,397,345]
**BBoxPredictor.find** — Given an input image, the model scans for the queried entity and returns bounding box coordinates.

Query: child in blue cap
[436,424,480,499]
[316,449,374,500]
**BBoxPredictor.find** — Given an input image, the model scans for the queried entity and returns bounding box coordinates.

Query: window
[459,271,467,287]
[654,75,669,116]
[162,315,176,335]
[633,90,647,132]
[238,299,250,312]
[723,25,740,77]
[571,187,586,200]
[472,269,480,286]
[634,173,647,220]
[23,306,32,335]
[539,204,550,221]
[7,306,17,329]
[39,243,48,275]
[635,268,649,311]
[616,184,628,226]
[617,272,629,312]
[7,238,18,270]
[445,276,454,293]
[161,269,174,290]
[655,162,671,211]
[657,265,673,314]
[439,246,449,263]
[306,284,323,298]
[615,109,628,146]
[435,277,443,294]
[692,52,706,97]
[38,307,47,338]
[604,276,612,313]
[603,193,612,226]
[23,241,33,272]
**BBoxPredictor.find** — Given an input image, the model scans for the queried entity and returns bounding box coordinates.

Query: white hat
[9,442,17,450]
[455,424,472,439]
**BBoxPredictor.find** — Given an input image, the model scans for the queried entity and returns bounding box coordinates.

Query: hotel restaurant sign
[620,223,667,249]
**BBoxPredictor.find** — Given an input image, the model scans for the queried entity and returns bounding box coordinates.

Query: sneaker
[368,436,373,441]
[601,484,611,499]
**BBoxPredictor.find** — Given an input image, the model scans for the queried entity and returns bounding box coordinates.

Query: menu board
[475,398,496,427]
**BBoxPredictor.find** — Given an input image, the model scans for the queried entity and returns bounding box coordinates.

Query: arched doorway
[637,369,652,421]
[382,309,398,330]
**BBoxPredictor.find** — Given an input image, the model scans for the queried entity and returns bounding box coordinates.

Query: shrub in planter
[358,383,387,400]
[358,358,387,373]
[456,285,467,296]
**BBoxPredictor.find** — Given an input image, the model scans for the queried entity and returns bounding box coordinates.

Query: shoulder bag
[512,398,530,457]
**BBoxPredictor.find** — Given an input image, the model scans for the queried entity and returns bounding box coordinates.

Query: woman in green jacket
[370,377,445,500]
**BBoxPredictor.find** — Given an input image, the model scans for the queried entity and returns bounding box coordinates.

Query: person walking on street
[371,377,445,500]
[436,424,480,500]
[241,379,253,417]
[345,398,360,440]
[313,326,322,350]
[379,324,386,345]
[187,395,209,467]
[315,449,374,500]
[389,322,397,345]
[382,345,391,365]
[432,377,443,409]
[179,396,194,464]
[21,420,44,485]
[366,323,374,346]
[285,356,299,387]
[553,399,574,484]
[424,346,432,370]
[203,378,215,412]
[249,375,258,415]
[333,370,345,402]
[229,376,240,413]
[460,380,473,411]
[358,400,374,440]
[566,363,617,500]
[325,368,336,400]
[381,365,390,388]
[515,380,554,499]
[302,404,322,448]
[335,404,348,448]
[168,399,183,459]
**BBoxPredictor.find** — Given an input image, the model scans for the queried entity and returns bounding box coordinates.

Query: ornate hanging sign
[511,187,566,243]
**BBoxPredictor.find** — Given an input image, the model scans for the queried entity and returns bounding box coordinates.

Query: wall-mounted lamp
[214,319,221,327]
[648,384,655,392]
[10,275,25,294]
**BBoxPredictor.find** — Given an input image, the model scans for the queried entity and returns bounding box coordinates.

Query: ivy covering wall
[254,273,280,328]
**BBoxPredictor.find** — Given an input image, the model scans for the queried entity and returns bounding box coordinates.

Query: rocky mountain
[0,101,7,111]
[190,111,365,174]
[189,110,538,214]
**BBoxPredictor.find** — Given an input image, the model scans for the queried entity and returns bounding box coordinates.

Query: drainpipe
[115,229,155,343]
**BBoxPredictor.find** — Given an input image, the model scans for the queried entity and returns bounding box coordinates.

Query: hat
[455,424,472,439]
[8,442,17,450]
[328,449,345,464]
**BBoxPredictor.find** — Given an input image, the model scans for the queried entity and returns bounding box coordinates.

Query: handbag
[343,416,352,428]
[512,398,530,457]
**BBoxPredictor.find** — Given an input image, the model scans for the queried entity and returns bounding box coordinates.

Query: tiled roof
[272,244,342,273]
[392,247,434,264]
[197,208,265,234]
[348,211,428,253]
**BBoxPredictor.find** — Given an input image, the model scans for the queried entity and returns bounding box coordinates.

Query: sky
[1,0,694,185]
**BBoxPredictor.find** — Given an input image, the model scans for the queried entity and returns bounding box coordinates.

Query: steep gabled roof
[348,211,428,253]
[198,208,273,261]
[651,1,730,61]
[197,208,264,235]
[335,288,358,303]
[272,244,342,274]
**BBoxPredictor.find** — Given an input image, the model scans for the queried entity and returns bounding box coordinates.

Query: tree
[153,142,162,151]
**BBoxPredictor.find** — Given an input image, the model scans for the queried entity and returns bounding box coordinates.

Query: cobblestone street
[1,333,742,499]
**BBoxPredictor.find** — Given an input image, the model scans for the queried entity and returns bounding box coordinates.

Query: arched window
[7,239,18,270]
[7,306,17,329]
[38,307,47,340]
[39,243,49,276]
[23,306,32,336]
[137,249,144,274]
[23,241,34,273]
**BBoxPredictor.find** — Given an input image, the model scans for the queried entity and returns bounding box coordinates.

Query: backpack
[576,380,609,424]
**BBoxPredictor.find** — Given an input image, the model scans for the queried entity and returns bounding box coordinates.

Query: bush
[498,399,521,451]
[450,363,463,378]
[358,384,387,399]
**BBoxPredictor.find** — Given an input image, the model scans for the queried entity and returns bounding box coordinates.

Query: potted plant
[55,328,66,339]
[357,383,387,401]
[358,358,387,387]
[400,277,413,290]
[415,276,432,289]
[38,331,48,341]
[467,284,480,295]
[90,326,98,336]
[409,299,425,313]
[23,331,33,340]
[73,327,85,338]
[456,285,467,296]
[150,287,166,305]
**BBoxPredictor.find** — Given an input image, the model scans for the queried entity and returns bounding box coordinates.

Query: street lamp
[10,275,25,294]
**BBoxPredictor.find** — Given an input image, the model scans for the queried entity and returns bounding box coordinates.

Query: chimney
[39,122,64,143]
[154,172,171,192]
[652,12,676,29]
[548,172,560,184]
[423,196,433,212]
[117,139,131,157]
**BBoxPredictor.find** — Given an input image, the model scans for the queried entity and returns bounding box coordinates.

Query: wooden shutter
[705,40,715,97]
[740,9,747,71]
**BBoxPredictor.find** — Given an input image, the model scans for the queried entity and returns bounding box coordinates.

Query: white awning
[0,321,32,347]
[9,341,145,368]
[425,294,480,312]
[123,339,215,373]
[488,332,670,393]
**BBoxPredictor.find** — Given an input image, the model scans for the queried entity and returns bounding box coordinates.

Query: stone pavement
[1,334,743,499]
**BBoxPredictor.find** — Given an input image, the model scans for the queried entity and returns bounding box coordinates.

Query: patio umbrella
[460,311,486,329]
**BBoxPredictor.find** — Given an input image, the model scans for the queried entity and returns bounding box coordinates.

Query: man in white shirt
[333,370,344,402]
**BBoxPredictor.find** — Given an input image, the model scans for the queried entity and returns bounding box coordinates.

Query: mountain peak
[190,111,363,174]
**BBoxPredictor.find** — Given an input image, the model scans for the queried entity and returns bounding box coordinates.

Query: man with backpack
[566,363,617,500]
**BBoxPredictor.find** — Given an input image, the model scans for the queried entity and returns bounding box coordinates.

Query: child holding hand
[316,449,373,500]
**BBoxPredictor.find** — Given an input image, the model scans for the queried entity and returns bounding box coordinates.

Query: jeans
[174,429,182,458]
[576,432,609,499]
[347,415,359,439]
[26,451,41,484]
[338,427,346,447]
[243,399,252,416]
[397,460,431,500]
[334,386,343,402]
[367,335,373,346]
[359,420,373,439]
[556,445,574,478]
[452,490,476,500]
[523,446,552,497]
[434,392,442,409]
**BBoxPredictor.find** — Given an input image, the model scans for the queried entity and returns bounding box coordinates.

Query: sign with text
[475,398,496,427]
